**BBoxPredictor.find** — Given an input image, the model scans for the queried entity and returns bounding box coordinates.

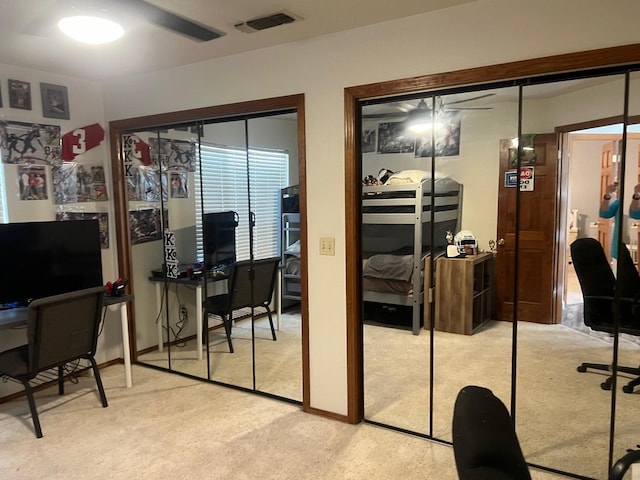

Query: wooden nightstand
[434,252,495,335]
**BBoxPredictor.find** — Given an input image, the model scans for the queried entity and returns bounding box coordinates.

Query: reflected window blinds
[196,143,289,262]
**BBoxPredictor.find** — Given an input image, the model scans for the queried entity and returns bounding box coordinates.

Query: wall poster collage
[0,120,110,248]
[123,133,195,245]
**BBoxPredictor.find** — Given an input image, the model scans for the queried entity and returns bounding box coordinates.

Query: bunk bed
[281,185,301,303]
[362,170,462,335]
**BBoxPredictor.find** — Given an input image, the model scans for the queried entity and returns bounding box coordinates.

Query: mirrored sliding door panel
[516,74,626,479]
[432,86,518,442]
[199,120,254,389]
[247,113,303,401]
[613,68,640,471]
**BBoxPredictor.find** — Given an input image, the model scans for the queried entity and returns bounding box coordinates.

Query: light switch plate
[319,237,335,256]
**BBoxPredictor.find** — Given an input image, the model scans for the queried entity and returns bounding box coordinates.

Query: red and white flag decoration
[61,123,105,161]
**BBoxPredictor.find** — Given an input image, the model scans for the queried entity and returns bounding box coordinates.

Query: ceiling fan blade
[445,93,496,106]
[114,0,223,42]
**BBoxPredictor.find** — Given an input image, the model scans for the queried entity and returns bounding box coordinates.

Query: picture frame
[40,82,70,119]
[377,122,414,154]
[8,79,31,110]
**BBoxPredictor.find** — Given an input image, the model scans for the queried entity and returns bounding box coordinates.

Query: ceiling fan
[363,93,496,120]
[23,0,224,43]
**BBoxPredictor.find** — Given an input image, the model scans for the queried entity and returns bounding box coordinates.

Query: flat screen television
[0,220,103,307]
[203,211,237,270]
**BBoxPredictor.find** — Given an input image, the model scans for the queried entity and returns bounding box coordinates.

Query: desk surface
[148,275,227,286]
[0,308,27,330]
[0,294,134,331]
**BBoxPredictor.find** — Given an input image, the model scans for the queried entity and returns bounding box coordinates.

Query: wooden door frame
[345,44,640,424]
[108,94,310,410]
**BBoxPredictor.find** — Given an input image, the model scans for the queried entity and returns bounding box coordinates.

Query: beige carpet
[138,310,302,401]
[365,319,640,480]
[0,364,564,480]
[138,305,637,479]
[7,306,629,478]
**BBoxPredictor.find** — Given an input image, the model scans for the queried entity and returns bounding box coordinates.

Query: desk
[149,273,281,360]
[104,295,134,388]
[0,294,134,388]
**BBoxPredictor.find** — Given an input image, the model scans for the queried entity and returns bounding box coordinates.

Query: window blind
[195,143,289,262]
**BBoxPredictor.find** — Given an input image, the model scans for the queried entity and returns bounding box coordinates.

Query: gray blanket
[363,254,414,282]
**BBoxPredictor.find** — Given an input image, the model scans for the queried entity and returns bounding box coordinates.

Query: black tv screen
[0,220,103,307]
[203,211,237,270]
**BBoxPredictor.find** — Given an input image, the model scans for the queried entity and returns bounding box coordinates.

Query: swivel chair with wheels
[570,237,640,393]
[203,257,280,353]
[452,385,531,480]
[0,286,108,438]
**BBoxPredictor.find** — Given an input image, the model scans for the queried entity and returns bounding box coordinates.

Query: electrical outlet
[319,237,335,256]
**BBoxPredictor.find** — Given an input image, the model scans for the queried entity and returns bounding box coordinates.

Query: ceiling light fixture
[406,99,438,134]
[58,15,124,44]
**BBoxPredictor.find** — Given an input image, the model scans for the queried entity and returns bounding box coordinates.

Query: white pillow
[285,239,301,257]
[386,169,447,184]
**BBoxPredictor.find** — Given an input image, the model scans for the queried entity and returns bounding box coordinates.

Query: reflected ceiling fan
[363,93,496,121]
[24,0,224,42]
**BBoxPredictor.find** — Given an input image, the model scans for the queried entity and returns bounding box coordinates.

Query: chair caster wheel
[577,365,588,373]
[623,385,635,394]
[601,377,614,391]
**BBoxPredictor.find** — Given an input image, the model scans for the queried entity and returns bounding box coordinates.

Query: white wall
[0,64,120,397]
[101,0,640,417]
[46,0,640,414]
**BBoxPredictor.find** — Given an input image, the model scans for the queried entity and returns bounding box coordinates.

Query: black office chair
[203,257,280,353]
[571,237,640,393]
[0,286,108,438]
[452,385,531,480]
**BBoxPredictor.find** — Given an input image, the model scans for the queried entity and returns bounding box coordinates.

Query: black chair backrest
[227,257,280,311]
[27,286,106,372]
[571,238,640,328]
[453,385,531,480]
[571,238,616,328]
[617,242,640,299]
[571,238,615,299]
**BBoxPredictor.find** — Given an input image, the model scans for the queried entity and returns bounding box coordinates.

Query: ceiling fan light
[408,122,431,134]
[58,16,124,45]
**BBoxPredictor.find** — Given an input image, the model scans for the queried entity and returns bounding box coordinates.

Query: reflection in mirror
[127,108,305,401]
[247,113,303,401]
[516,74,626,479]
[614,68,640,469]
[431,86,518,442]
[198,120,254,389]
[360,96,431,434]
[132,125,209,378]
[360,87,517,436]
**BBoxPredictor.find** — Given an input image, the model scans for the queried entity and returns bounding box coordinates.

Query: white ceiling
[0,0,475,82]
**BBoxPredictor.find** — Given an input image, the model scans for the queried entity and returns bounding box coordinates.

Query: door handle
[497,238,505,246]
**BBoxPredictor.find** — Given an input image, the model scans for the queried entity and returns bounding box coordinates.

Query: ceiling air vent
[234,11,300,33]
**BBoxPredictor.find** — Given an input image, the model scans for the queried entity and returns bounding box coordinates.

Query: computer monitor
[0,220,103,307]
[203,211,237,270]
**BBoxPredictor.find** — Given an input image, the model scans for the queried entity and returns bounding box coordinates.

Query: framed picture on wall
[40,83,70,119]
[8,79,31,110]
[377,122,414,154]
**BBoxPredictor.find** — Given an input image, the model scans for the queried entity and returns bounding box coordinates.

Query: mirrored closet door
[357,67,640,479]
[112,96,305,404]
